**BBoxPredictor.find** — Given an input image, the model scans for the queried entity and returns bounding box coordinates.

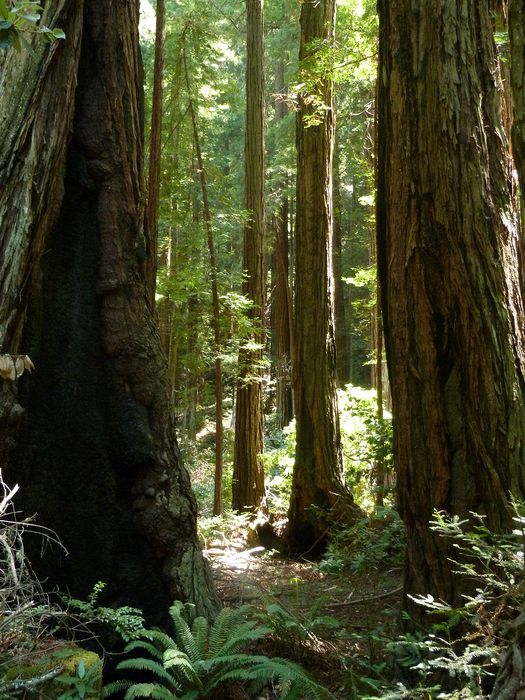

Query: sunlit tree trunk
[377,0,525,608]
[232,0,266,513]
[0,0,219,621]
[183,43,224,517]
[287,0,350,554]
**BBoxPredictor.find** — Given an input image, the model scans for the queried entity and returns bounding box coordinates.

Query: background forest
[140,0,380,516]
[1,0,525,699]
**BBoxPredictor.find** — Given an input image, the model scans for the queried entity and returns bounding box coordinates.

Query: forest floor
[202,526,403,699]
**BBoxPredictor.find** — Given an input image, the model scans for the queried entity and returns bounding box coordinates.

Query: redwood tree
[270,60,293,430]
[509,0,525,208]
[232,0,266,513]
[377,0,525,605]
[0,0,218,620]
[287,0,348,554]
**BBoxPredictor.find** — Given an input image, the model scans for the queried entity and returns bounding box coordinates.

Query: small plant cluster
[347,505,525,699]
[64,581,145,643]
[105,599,334,699]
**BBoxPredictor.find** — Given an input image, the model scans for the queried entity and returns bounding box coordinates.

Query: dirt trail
[204,540,403,698]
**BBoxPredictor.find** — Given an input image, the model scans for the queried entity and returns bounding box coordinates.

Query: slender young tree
[509,0,525,209]
[183,38,225,517]
[145,0,166,307]
[0,0,219,620]
[377,0,525,606]
[270,59,293,430]
[287,0,350,554]
[232,0,266,513]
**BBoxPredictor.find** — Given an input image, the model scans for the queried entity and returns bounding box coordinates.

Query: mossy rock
[1,643,102,698]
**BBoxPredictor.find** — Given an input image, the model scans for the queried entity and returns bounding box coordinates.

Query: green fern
[190,616,209,659]
[104,600,334,699]
[123,683,176,700]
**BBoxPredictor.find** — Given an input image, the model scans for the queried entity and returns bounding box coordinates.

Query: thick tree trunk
[0,0,218,621]
[232,0,266,513]
[377,0,525,607]
[287,0,352,555]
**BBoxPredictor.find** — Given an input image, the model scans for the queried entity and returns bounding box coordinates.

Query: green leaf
[53,649,78,659]
[78,658,86,679]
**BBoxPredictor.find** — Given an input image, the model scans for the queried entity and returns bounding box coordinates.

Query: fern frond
[102,679,134,697]
[170,601,200,661]
[163,649,203,689]
[123,682,177,700]
[207,607,244,657]
[202,655,333,699]
[215,622,272,657]
[141,628,179,651]
[123,638,165,661]
[191,615,209,658]
[115,657,179,690]
[249,657,333,700]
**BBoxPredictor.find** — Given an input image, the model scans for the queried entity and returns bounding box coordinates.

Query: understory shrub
[104,600,334,699]
[353,504,525,699]
[317,508,405,575]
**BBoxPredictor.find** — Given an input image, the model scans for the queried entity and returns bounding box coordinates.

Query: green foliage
[257,598,341,651]
[263,418,296,512]
[53,652,103,700]
[317,508,404,575]
[104,600,333,699]
[263,385,393,514]
[197,510,251,548]
[0,0,64,53]
[64,582,145,642]
[338,385,393,509]
[352,505,525,699]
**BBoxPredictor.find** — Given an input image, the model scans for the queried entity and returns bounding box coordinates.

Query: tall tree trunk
[0,0,219,621]
[270,200,294,430]
[377,0,525,607]
[287,0,351,555]
[270,60,293,430]
[145,0,166,308]
[183,45,224,517]
[333,145,350,387]
[509,0,525,213]
[232,0,266,513]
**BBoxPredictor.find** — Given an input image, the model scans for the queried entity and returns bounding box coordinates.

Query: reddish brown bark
[0,0,218,620]
[377,0,525,606]
[232,0,266,513]
[287,0,351,554]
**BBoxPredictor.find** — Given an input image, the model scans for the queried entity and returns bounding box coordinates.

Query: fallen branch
[327,585,403,607]
[0,665,64,694]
